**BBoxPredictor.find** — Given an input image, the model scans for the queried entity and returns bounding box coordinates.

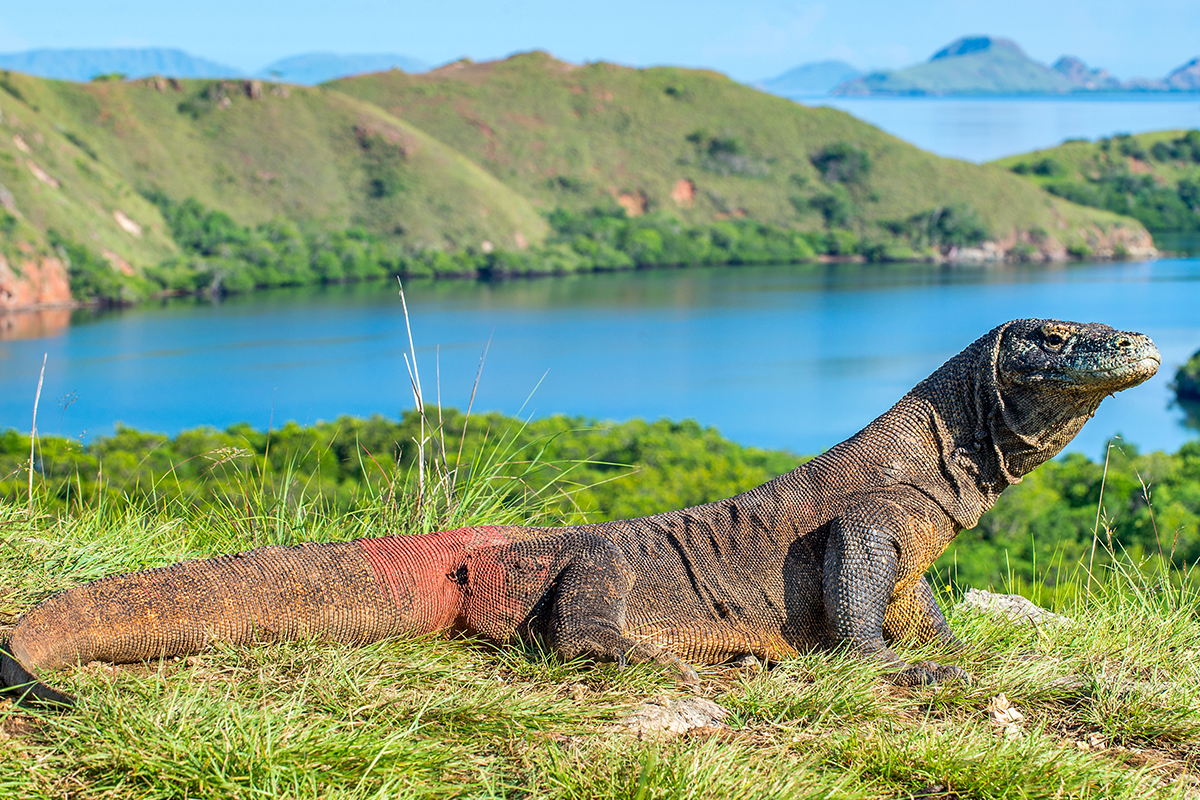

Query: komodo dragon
[1,319,1161,705]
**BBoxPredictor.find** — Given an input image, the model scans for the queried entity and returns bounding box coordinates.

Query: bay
[1,258,1198,460]
[805,94,1200,163]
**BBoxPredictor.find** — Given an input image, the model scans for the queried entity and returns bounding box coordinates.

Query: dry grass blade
[27,353,46,516]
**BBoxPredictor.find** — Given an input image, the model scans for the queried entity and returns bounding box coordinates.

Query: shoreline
[0,243,1170,322]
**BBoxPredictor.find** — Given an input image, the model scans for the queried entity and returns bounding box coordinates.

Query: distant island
[0,47,428,85]
[0,48,244,82]
[754,60,862,98]
[759,36,1200,98]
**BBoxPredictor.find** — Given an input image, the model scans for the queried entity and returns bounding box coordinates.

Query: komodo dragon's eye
[1040,327,1071,349]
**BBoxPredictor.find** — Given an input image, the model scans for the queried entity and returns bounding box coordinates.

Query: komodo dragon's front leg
[823,504,969,686]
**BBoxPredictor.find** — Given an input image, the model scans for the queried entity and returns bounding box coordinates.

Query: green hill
[0,55,1154,308]
[330,52,1138,247]
[835,37,1076,96]
[7,71,547,250]
[993,130,1200,233]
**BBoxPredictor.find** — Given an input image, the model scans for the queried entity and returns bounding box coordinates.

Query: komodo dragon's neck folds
[2,319,1161,704]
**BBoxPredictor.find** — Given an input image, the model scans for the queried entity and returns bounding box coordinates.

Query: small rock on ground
[986,693,1025,739]
[956,588,1072,627]
[617,695,729,739]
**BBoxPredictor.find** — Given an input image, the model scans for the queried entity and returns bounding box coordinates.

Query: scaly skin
[1,319,1161,705]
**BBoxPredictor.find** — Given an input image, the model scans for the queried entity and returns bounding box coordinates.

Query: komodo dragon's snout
[1,319,1161,705]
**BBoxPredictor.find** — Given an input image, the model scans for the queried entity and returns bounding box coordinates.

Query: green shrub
[1174,347,1200,403]
[883,204,988,250]
[810,142,871,185]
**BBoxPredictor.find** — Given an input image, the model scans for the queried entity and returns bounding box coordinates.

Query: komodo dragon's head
[978,318,1160,480]
[887,318,1158,530]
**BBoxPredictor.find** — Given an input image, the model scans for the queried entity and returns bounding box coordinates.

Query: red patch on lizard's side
[358,527,512,634]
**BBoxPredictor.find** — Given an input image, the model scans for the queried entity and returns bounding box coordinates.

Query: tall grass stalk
[1087,437,1119,593]
[397,278,426,502]
[26,353,46,517]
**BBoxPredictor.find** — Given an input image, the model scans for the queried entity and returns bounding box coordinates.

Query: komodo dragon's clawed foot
[887,660,972,688]
[0,642,75,708]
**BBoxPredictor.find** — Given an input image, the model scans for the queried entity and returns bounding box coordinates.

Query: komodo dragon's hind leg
[542,534,699,683]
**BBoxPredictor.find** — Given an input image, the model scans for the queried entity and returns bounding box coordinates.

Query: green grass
[4,431,1200,797]
[2,501,1197,798]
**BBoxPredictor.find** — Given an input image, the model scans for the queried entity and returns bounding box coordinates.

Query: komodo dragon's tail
[0,539,445,707]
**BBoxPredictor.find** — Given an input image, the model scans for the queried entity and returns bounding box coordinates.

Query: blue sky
[1,0,1196,81]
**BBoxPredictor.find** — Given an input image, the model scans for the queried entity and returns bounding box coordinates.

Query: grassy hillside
[0,57,1156,307]
[993,130,1200,233]
[330,52,1136,250]
[0,71,178,274]
[0,70,547,263]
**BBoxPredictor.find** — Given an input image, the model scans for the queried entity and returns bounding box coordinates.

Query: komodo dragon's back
[2,319,1162,704]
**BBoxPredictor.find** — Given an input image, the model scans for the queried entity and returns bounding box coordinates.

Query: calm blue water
[1,259,1198,459]
[805,94,1200,162]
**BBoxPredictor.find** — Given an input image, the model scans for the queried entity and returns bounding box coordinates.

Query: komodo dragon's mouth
[1057,331,1161,391]
[1079,354,1161,383]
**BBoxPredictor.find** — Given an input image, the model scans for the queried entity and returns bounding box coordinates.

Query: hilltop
[0,48,432,85]
[992,130,1200,233]
[330,52,1138,241]
[259,53,429,84]
[835,37,1075,96]
[0,53,1152,309]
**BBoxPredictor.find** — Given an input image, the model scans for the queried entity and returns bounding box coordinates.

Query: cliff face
[0,255,73,312]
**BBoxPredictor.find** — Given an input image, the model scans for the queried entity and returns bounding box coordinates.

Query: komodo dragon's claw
[671,658,700,685]
[0,640,75,708]
[888,660,972,688]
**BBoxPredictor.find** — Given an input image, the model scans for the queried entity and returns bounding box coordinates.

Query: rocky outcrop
[943,225,1156,265]
[955,588,1072,627]
[0,255,73,312]
[616,696,729,739]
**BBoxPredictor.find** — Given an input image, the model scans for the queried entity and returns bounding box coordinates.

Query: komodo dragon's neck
[740,324,1100,534]
[597,323,1104,543]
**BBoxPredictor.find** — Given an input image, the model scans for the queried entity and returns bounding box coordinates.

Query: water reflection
[0,308,70,342]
